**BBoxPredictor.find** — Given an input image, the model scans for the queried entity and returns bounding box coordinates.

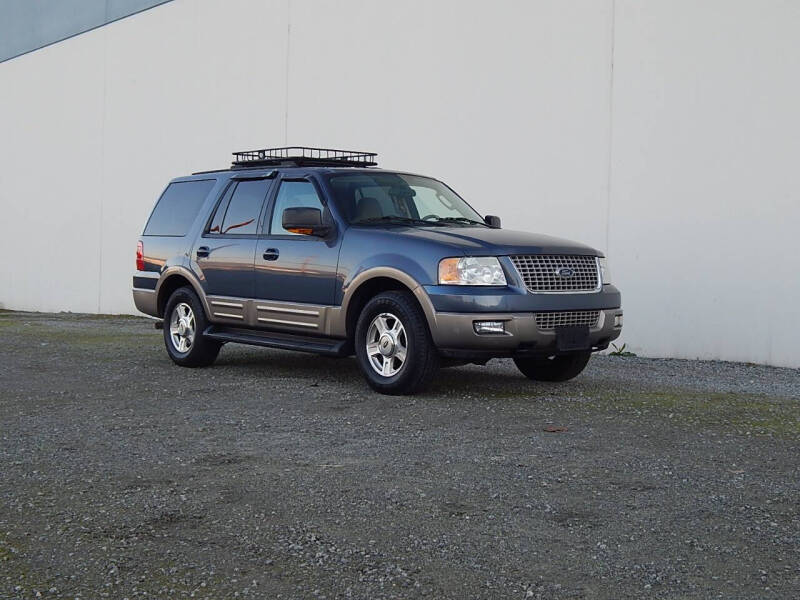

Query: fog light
[474,320,505,334]
[614,314,623,327]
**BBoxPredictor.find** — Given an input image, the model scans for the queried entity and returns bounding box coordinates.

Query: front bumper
[429,307,623,358]
[420,281,623,358]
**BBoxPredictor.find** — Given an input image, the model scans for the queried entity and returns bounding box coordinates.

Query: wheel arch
[340,268,437,342]
[155,267,210,318]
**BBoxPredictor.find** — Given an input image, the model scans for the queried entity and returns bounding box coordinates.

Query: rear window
[143,179,216,236]
[220,180,269,235]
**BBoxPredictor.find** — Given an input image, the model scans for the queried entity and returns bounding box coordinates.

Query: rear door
[194,176,273,321]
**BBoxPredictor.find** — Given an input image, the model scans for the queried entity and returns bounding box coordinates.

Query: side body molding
[151,265,438,343]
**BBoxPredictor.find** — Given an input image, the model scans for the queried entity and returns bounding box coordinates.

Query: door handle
[262,248,280,261]
[196,246,210,258]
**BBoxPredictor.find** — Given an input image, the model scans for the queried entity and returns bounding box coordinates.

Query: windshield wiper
[429,216,487,226]
[353,216,446,226]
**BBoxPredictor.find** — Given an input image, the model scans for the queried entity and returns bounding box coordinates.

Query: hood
[376,226,602,256]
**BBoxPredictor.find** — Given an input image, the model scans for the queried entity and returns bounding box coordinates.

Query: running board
[203,325,350,357]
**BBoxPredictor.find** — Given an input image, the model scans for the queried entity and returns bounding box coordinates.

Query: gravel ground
[1,311,798,599]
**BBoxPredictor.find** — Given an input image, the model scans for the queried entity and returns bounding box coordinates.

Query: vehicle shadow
[210,346,574,399]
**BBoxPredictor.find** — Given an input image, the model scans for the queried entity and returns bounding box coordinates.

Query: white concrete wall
[1,0,798,367]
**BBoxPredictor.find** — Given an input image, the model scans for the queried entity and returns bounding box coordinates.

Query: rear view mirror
[282,207,330,236]
[484,215,501,228]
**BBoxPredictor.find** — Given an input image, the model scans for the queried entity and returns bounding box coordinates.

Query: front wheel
[513,352,591,382]
[354,291,439,395]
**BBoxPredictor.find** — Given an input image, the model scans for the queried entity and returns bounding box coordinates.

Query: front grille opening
[510,255,600,293]
[535,310,601,331]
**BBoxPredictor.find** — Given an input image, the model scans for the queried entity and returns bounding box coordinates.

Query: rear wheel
[163,287,221,367]
[355,291,439,395]
[513,352,591,382]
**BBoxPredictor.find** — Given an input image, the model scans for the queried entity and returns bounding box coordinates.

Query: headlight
[439,257,507,286]
[598,257,611,285]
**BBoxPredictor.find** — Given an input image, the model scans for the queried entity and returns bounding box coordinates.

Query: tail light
[136,241,145,271]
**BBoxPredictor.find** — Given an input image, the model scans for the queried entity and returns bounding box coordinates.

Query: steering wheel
[421,214,439,221]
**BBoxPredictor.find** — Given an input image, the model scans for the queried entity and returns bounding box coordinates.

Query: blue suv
[133,147,622,394]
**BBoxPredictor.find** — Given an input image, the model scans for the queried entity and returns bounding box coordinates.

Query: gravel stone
[0,311,798,599]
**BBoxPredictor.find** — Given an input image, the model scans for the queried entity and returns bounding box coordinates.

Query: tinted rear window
[143,180,216,236]
[220,180,269,235]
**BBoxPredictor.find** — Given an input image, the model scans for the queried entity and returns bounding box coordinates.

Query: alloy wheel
[169,302,196,353]
[365,312,407,377]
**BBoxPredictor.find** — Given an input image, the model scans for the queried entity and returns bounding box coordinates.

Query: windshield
[327,173,486,226]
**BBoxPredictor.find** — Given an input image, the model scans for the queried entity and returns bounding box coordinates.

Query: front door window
[269,180,325,235]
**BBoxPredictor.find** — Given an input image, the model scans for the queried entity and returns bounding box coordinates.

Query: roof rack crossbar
[231,146,378,168]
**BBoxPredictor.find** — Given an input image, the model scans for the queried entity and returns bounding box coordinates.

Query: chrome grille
[535,310,601,331]
[510,255,600,293]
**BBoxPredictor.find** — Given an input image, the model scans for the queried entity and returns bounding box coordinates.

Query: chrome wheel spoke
[381,357,394,376]
[394,344,407,363]
[374,316,389,335]
[366,342,381,357]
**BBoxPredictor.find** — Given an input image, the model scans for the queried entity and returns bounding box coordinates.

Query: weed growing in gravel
[609,342,637,357]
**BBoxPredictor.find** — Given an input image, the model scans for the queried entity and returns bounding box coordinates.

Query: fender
[333,266,437,339]
[155,265,213,318]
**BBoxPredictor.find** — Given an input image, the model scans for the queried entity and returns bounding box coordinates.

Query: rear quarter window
[143,179,216,236]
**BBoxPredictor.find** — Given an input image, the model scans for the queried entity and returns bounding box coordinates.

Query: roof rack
[231,146,378,169]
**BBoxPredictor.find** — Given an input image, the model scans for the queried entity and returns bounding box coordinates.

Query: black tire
[163,286,221,368]
[354,291,439,395]
[513,352,591,382]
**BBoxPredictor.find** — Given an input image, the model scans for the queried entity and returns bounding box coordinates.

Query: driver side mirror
[282,207,330,236]
[484,215,501,228]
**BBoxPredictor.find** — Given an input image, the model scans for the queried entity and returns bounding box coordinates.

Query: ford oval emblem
[556,267,575,278]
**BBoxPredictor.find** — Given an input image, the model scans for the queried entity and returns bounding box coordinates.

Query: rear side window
[144,180,215,236]
[207,183,236,234]
[215,180,270,235]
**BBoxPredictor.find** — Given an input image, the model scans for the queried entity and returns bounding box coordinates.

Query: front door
[194,177,272,321]
[254,178,341,331]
